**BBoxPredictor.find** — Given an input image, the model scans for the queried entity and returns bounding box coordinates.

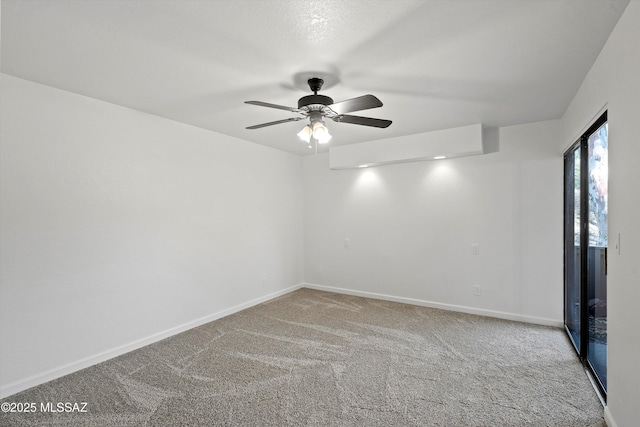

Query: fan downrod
[308,78,324,94]
[298,77,333,109]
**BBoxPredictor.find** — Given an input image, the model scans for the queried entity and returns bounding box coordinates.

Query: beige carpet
[0,288,604,426]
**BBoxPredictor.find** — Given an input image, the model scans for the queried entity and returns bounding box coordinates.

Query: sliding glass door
[564,112,608,398]
[586,117,608,393]
[564,145,582,350]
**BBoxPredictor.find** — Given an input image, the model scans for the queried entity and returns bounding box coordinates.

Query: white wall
[0,74,304,396]
[560,1,640,426]
[304,119,563,325]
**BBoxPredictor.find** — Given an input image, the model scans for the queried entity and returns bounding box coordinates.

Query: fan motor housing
[298,94,333,109]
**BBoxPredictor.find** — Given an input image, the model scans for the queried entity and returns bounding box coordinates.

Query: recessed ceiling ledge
[329,124,493,169]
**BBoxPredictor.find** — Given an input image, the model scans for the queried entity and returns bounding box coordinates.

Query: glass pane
[565,147,581,351]
[587,122,608,390]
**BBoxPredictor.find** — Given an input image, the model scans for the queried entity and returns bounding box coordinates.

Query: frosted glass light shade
[297,125,312,143]
[312,122,331,144]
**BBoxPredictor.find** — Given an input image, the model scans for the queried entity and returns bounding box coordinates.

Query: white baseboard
[604,406,617,427]
[0,283,303,400]
[0,282,563,399]
[302,283,563,327]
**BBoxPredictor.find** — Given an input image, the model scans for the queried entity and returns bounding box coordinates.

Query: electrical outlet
[471,244,480,255]
[473,285,482,296]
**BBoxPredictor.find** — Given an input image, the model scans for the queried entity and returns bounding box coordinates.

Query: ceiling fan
[245,77,391,147]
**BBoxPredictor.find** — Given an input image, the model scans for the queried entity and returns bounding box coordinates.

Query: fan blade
[245,101,300,112]
[246,117,304,129]
[332,115,392,128]
[329,94,383,114]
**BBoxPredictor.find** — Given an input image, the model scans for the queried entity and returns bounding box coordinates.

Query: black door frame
[563,110,608,400]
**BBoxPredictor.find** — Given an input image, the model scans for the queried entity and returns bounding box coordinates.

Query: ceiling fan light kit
[245,77,391,149]
[296,125,312,144]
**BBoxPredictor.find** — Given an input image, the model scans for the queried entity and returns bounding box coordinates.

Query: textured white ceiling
[1,0,630,155]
